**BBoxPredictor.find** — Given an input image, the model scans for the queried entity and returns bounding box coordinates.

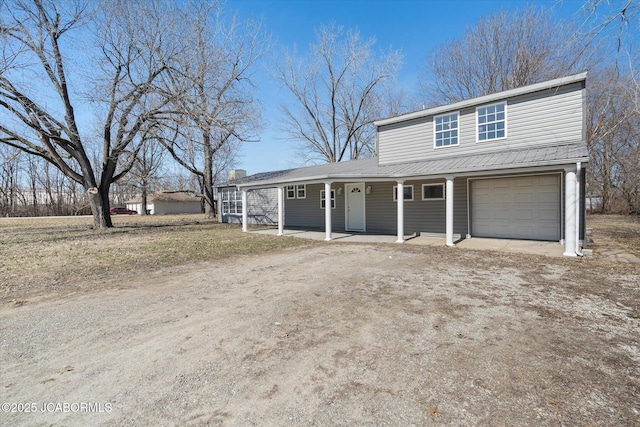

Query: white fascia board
[238,176,387,190]
[374,72,588,127]
[393,161,588,181]
[237,175,331,189]
[236,154,589,189]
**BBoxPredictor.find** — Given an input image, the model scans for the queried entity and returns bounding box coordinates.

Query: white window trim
[433,111,460,149]
[476,101,507,142]
[320,189,336,209]
[221,188,243,215]
[393,185,414,201]
[286,185,296,199]
[296,184,306,199]
[422,183,445,200]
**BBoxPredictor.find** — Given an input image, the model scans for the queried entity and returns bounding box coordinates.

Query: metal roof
[234,141,589,189]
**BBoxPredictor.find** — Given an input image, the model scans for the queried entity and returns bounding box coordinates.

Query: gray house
[220,72,589,257]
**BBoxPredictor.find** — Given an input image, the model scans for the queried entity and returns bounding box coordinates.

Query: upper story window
[434,112,459,148]
[286,185,296,199]
[477,102,506,141]
[393,185,414,201]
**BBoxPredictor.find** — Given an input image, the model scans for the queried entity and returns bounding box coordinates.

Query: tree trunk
[31,178,38,217]
[203,133,215,219]
[88,187,113,229]
[141,180,148,216]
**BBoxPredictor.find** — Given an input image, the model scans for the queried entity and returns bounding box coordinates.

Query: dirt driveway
[1,242,639,426]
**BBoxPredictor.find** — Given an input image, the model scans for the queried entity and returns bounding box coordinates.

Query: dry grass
[2,213,638,304]
[0,214,312,303]
[587,214,640,257]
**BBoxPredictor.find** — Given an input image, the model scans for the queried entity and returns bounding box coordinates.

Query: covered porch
[231,150,586,256]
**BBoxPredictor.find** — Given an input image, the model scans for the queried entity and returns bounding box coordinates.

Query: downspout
[575,162,584,257]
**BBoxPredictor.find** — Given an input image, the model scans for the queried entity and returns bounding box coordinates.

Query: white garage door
[472,175,560,241]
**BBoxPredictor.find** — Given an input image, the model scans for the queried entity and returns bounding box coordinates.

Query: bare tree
[120,128,166,215]
[0,0,183,228]
[586,69,640,213]
[417,2,639,216]
[571,1,639,214]
[418,6,582,104]
[0,146,21,216]
[576,0,638,62]
[25,154,39,216]
[159,2,265,218]
[274,23,402,163]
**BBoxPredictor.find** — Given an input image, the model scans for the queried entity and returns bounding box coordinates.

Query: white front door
[345,183,365,231]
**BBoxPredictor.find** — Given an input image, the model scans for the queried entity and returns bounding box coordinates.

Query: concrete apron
[251,229,566,258]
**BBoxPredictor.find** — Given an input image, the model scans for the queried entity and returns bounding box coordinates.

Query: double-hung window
[286,185,296,199]
[221,188,242,214]
[296,184,306,199]
[320,189,335,209]
[434,112,459,148]
[477,102,506,141]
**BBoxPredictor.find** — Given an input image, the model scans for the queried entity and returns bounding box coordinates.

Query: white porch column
[277,186,284,236]
[445,176,455,247]
[564,167,577,256]
[241,189,248,232]
[324,181,332,241]
[396,180,404,243]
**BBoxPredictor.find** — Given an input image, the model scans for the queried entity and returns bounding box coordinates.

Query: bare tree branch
[0,0,185,227]
[274,23,402,164]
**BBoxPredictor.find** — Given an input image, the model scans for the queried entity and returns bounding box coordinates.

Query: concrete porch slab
[456,237,565,258]
[251,228,404,243]
[251,228,565,257]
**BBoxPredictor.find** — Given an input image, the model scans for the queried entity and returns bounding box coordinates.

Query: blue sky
[225,0,587,175]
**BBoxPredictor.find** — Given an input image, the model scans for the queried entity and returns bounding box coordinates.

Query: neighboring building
[125,191,203,215]
[219,72,589,256]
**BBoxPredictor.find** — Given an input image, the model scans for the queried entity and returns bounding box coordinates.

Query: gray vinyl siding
[224,188,277,225]
[405,180,445,234]
[378,82,584,165]
[365,182,396,234]
[281,180,468,235]
[454,178,469,237]
[285,183,345,231]
[364,179,468,236]
[247,188,278,225]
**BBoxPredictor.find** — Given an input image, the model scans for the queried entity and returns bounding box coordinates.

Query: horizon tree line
[1,0,638,223]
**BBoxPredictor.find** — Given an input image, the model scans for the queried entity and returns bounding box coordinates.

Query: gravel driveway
[1,243,639,426]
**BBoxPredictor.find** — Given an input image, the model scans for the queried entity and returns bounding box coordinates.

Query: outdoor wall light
[337,187,342,195]
[366,186,372,194]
